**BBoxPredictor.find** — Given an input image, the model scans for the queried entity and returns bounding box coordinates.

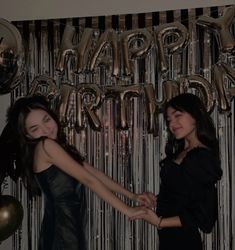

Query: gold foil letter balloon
[179,75,214,113]
[0,18,24,94]
[105,85,142,129]
[197,6,235,54]
[0,195,24,241]
[89,28,120,77]
[121,28,153,76]
[55,25,93,74]
[155,21,189,76]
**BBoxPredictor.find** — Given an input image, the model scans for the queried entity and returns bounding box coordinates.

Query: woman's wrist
[157,216,163,230]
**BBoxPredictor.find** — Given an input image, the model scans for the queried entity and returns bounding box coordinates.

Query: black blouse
[156,147,222,233]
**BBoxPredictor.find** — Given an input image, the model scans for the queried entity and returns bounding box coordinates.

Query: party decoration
[105,85,142,129]
[59,83,76,124]
[0,195,24,241]
[179,75,214,113]
[28,75,58,100]
[55,25,76,73]
[59,83,103,131]
[121,29,153,75]
[220,62,235,98]
[89,29,120,76]
[56,25,76,72]
[212,63,232,111]
[76,84,103,131]
[76,28,94,73]
[162,80,180,102]
[155,21,189,76]
[56,26,93,73]
[197,6,235,54]
[59,83,76,125]
[144,84,159,136]
[0,18,24,94]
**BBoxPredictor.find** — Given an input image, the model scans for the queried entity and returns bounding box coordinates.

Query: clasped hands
[128,192,160,226]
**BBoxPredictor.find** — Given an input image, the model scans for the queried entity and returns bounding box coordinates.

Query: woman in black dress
[131,93,223,250]
[7,95,156,250]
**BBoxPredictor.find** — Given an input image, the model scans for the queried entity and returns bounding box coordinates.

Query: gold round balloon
[0,195,24,241]
[0,18,24,94]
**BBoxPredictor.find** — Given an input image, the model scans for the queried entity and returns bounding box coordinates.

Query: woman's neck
[184,139,202,152]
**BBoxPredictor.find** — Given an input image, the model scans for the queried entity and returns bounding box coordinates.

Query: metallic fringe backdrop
[1,5,235,250]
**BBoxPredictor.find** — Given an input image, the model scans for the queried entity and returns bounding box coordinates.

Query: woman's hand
[133,192,157,208]
[129,207,159,226]
[126,206,148,219]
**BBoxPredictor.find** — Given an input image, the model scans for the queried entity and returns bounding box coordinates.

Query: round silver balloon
[0,18,24,94]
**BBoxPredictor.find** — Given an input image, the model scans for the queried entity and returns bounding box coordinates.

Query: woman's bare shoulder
[35,137,60,151]
[34,138,64,163]
[33,138,59,172]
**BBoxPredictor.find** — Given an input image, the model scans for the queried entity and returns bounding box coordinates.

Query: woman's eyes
[166,118,171,123]
[167,112,183,122]
[30,127,38,133]
[44,116,51,122]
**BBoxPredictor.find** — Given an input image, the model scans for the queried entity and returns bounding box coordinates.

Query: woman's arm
[83,163,156,207]
[130,209,182,229]
[35,138,146,217]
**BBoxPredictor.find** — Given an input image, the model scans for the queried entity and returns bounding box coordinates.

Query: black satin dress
[35,165,87,250]
[156,148,222,250]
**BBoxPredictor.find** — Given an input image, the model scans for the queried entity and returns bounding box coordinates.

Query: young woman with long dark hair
[7,95,155,250]
[131,93,222,250]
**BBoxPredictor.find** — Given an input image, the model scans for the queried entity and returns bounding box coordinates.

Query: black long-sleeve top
[156,147,222,233]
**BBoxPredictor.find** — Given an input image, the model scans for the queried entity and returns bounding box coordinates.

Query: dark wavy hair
[163,93,220,163]
[7,95,84,197]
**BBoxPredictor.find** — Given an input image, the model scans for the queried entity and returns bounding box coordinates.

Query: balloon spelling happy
[0,195,24,242]
[0,18,24,94]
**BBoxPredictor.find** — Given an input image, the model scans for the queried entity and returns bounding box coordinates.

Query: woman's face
[166,106,197,141]
[25,109,58,140]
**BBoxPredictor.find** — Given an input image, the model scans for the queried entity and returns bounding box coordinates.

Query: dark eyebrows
[166,109,183,121]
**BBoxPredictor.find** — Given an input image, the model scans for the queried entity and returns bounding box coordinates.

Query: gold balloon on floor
[0,195,24,242]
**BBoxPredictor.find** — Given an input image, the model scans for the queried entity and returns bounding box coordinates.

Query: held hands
[127,206,148,219]
[133,192,157,208]
[129,207,159,227]
[126,191,157,221]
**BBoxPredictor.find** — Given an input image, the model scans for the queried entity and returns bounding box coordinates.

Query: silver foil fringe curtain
[1,5,235,250]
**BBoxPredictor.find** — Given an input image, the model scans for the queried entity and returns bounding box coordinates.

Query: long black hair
[7,95,84,196]
[163,93,220,163]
